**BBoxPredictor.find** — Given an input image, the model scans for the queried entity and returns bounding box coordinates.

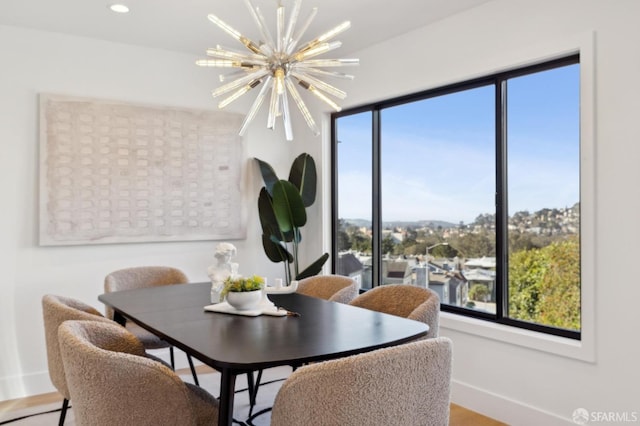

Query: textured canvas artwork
[39,94,246,246]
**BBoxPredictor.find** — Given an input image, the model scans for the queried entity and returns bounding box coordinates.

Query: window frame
[331,54,583,342]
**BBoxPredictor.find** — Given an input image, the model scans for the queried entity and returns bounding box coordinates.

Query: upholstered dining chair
[249,274,360,415]
[349,284,440,338]
[58,320,218,426]
[42,294,116,425]
[296,274,359,304]
[271,336,453,426]
[103,266,199,384]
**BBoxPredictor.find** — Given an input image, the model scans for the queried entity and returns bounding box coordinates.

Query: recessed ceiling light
[109,4,130,13]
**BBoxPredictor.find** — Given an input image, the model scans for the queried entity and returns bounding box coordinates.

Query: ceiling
[0,0,492,56]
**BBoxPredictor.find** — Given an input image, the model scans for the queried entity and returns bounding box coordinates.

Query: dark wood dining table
[98,282,429,426]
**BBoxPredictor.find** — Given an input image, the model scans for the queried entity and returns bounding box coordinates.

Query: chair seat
[145,353,173,370]
[126,322,171,349]
[185,383,219,425]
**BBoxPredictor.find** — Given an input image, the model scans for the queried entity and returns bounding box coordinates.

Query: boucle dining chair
[271,336,453,426]
[349,284,440,338]
[249,274,360,414]
[58,320,219,426]
[296,274,359,304]
[42,294,117,425]
[104,266,199,384]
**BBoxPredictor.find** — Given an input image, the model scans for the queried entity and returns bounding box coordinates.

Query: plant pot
[226,290,262,311]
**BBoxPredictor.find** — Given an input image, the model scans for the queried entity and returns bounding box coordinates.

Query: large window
[332,55,580,339]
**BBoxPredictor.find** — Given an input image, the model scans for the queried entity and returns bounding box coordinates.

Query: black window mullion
[495,78,508,320]
[371,109,382,287]
[330,116,339,274]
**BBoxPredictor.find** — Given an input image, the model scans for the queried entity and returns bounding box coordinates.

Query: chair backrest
[271,337,453,426]
[296,274,359,304]
[104,266,188,319]
[41,294,116,399]
[349,284,440,338]
[58,320,211,426]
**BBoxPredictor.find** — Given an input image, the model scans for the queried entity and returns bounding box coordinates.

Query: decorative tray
[264,280,298,294]
[204,301,287,317]
[204,281,298,316]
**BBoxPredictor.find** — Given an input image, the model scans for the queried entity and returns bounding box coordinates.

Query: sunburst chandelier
[196,0,358,141]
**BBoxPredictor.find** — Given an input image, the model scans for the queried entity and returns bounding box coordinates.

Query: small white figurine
[208,242,239,303]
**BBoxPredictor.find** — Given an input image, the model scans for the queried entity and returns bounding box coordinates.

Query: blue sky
[336,64,580,224]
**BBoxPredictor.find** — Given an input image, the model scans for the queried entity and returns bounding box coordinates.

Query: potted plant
[220,275,264,310]
[255,153,329,285]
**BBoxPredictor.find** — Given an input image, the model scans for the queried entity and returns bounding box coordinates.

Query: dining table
[98,282,429,426]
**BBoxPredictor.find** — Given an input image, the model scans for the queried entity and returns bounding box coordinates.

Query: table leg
[218,369,236,426]
[247,371,256,407]
[113,311,126,326]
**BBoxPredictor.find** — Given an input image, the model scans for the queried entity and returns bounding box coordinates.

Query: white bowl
[226,290,262,311]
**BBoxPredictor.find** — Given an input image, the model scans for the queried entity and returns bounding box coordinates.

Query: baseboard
[0,371,55,401]
[451,379,574,426]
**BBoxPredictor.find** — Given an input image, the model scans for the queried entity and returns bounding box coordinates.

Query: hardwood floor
[1,391,505,425]
[450,403,507,426]
[0,391,61,412]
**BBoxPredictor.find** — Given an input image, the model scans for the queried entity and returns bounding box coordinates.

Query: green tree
[469,284,490,302]
[336,219,351,251]
[355,238,372,253]
[399,228,417,253]
[381,235,395,255]
[508,247,546,321]
[508,232,538,253]
[349,228,371,254]
[536,238,580,330]
[474,213,495,227]
[451,230,496,258]
[407,241,427,257]
[508,237,580,330]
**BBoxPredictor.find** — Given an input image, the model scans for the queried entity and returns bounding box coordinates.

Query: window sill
[440,311,595,363]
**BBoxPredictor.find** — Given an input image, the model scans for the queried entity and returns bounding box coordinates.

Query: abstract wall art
[39,94,246,245]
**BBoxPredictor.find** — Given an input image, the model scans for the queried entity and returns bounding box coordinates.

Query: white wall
[342,0,640,424]
[0,25,327,400]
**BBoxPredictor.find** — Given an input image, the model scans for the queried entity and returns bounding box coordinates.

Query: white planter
[226,290,262,311]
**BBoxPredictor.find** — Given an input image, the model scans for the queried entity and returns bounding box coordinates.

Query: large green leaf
[258,187,293,242]
[272,180,307,232]
[261,234,293,263]
[255,157,279,195]
[295,253,330,280]
[255,154,321,272]
[288,153,317,207]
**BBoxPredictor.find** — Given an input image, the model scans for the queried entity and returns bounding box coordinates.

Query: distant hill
[341,218,457,229]
[340,203,579,235]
